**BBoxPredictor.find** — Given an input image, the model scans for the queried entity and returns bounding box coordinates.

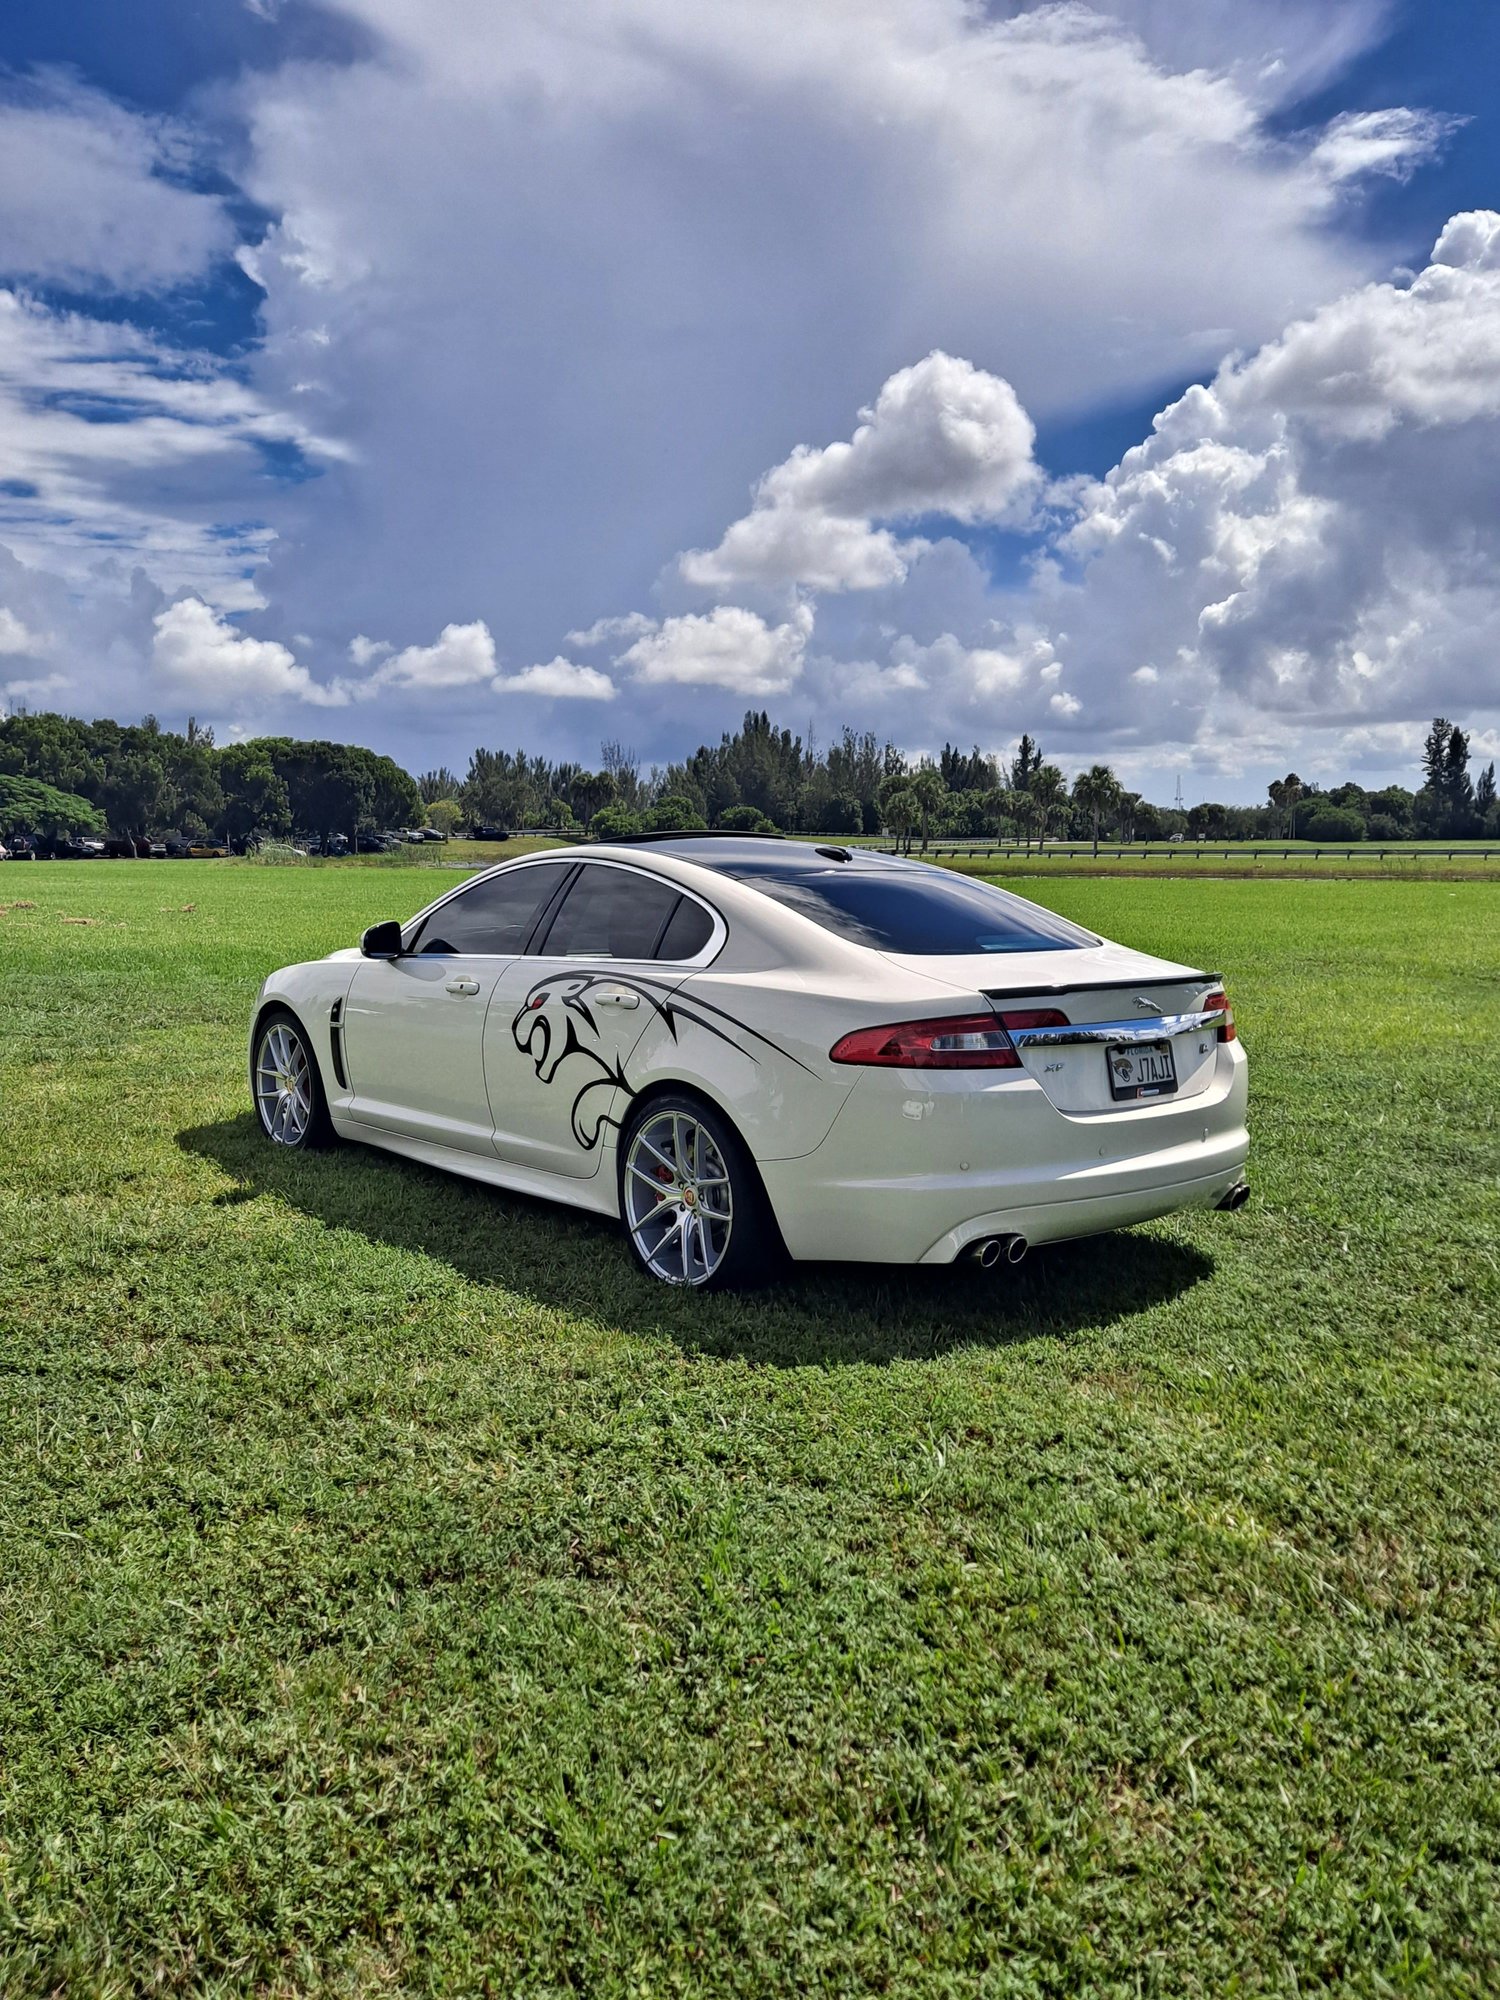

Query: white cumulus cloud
[680,352,1038,592]
[495,657,616,700]
[620,604,813,695]
[365,619,497,690]
[0,607,45,656]
[152,598,347,711]
[565,611,656,649]
[1042,212,1500,755]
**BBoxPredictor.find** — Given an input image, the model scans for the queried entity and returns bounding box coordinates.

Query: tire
[252,1007,333,1150]
[618,1092,781,1290]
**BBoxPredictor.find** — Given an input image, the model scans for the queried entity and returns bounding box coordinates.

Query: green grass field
[2,863,1498,1996]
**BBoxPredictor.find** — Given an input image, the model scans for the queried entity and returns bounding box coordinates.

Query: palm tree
[1029,764,1068,847]
[909,764,947,852]
[1268,773,1305,838]
[1072,763,1121,858]
[882,786,919,855]
[1010,790,1041,853]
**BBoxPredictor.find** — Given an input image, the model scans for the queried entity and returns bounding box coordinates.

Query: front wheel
[619,1095,778,1290]
[253,1009,332,1149]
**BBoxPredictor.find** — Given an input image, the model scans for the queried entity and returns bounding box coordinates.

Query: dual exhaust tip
[967,1181,1249,1267]
[967,1233,1028,1270]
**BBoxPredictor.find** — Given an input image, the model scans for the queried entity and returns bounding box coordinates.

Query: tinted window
[657,896,716,962]
[724,864,1096,954]
[412,862,572,955]
[541,865,682,959]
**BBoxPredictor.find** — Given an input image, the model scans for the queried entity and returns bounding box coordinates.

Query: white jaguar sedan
[250,835,1249,1287]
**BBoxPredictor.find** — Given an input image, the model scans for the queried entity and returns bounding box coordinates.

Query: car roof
[599,834,908,875]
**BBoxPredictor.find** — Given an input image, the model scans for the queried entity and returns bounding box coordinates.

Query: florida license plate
[1107,1039,1178,1101]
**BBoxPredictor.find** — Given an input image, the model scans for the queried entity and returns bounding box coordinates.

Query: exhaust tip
[968,1234,1028,1269]
[1216,1181,1251,1212]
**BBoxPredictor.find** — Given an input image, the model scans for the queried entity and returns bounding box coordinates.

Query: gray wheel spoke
[636,1135,679,1178]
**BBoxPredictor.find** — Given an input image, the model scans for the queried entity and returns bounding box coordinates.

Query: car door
[341,859,575,1154]
[487,861,720,1178]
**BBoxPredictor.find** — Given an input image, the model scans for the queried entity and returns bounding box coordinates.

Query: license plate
[1107,1039,1178,1101]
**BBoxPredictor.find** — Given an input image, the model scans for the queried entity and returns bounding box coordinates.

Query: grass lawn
[2,862,1498,1996]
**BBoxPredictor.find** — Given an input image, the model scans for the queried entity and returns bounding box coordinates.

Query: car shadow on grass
[179,1114,1217,1367]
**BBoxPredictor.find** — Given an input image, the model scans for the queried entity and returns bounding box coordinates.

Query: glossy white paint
[344,952,501,1154]
[251,842,1250,1269]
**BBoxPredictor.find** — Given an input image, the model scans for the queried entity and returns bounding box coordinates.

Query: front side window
[722,862,1097,954]
[410,861,573,955]
[540,865,689,960]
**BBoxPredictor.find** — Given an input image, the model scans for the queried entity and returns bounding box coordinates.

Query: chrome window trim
[1005,1008,1226,1048]
[530,857,726,969]
[398,854,578,956]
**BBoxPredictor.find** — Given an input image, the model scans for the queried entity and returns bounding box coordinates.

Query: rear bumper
[759,1044,1249,1265]
[912,1159,1245,1264]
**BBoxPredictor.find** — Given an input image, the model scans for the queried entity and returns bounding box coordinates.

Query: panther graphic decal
[509,969,810,1152]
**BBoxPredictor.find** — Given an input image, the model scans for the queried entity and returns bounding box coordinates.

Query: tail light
[1203,988,1236,1041]
[829,1008,1069,1070]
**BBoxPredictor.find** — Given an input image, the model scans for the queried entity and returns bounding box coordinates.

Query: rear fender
[618,972,855,1163]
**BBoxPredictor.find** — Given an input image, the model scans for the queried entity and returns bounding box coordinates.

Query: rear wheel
[619,1094,776,1289]
[253,1009,332,1149]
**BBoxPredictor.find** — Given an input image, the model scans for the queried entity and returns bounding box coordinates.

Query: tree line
[1,705,1494,848]
[0,713,421,847]
[446,713,1497,847]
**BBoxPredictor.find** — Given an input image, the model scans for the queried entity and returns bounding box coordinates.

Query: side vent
[328,996,348,1089]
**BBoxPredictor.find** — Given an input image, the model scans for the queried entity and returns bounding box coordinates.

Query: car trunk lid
[881,943,1226,1114]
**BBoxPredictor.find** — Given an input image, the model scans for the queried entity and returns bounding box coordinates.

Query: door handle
[445,977,481,996]
[595,986,641,1009]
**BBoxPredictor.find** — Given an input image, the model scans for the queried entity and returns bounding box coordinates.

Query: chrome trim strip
[1005,1008,1225,1047]
[981,971,1216,1001]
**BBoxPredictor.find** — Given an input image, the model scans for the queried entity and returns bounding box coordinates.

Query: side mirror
[360,919,404,959]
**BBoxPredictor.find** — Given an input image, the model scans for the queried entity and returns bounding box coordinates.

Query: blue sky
[1,0,1498,802]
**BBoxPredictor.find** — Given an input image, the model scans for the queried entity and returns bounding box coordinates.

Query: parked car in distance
[419,827,446,842]
[188,841,230,859]
[4,834,34,859]
[249,835,1250,1289]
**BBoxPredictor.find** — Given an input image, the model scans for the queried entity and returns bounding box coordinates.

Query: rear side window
[411,861,573,955]
[656,896,715,962]
[725,865,1096,954]
[540,865,684,960]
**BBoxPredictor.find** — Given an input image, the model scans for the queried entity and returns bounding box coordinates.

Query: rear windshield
[722,862,1097,955]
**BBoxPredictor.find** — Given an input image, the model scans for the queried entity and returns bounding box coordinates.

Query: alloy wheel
[623,1108,734,1285]
[256,1021,314,1146]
